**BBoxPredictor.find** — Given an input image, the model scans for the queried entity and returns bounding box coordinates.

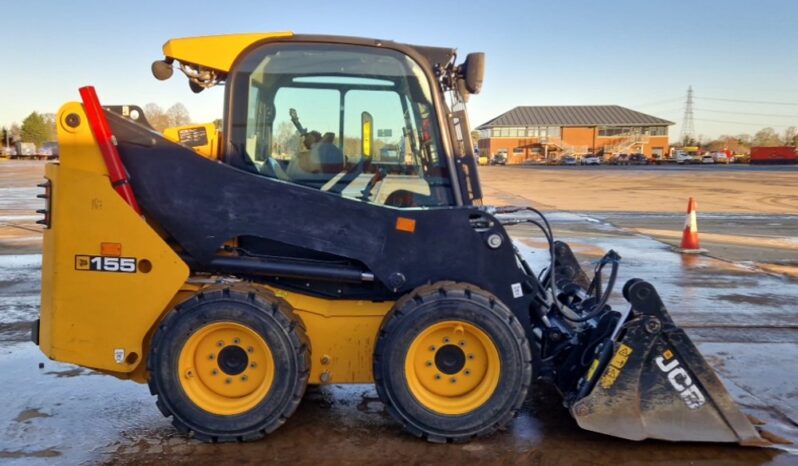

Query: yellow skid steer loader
[34,32,767,445]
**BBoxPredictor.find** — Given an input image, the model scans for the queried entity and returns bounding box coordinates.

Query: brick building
[476,106,673,163]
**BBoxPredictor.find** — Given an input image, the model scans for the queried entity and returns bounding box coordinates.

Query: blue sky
[2,0,797,139]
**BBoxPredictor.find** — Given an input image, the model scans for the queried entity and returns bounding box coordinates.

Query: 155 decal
[75,255,137,273]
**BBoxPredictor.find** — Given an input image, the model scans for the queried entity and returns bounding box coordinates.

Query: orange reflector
[101,242,122,256]
[395,217,416,233]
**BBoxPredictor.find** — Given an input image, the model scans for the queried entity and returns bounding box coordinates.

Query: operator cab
[152,34,485,208]
[228,42,451,207]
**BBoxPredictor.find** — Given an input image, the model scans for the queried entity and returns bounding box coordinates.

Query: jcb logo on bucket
[655,350,706,410]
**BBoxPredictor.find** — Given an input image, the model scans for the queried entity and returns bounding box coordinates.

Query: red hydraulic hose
[78,86,141,214]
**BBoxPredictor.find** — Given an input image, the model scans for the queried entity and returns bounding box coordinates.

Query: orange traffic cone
[675,197,706,253]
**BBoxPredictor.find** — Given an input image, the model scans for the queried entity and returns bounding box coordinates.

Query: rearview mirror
[361,112,373,158]
[151,60,174,81]
[463,53,485,94]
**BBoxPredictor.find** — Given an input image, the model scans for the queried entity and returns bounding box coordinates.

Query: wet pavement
[1,162,797,464]
[1,212,797,465]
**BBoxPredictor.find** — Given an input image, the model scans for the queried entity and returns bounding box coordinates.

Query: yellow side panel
[270,288,394,384]
[39,164,189,373]
[163,32,293,72]
[56,101,109,175]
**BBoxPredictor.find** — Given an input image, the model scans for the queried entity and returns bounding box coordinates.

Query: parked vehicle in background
[628,153,648,165]
[490,151,507,165]
[582,154,601,165]
[750,146,797,164]
[701,154,715,164]
[650,153,676,165]
[610,153,629,165]
[14,142,36,157]
[41,141,60,157]
[711,152,730,164]
[478,154,489,165]
[561,154,577,165]
[675,151,694,164]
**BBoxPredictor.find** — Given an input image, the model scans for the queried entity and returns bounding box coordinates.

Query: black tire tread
[374,281,532,443]
[147,283,310,442]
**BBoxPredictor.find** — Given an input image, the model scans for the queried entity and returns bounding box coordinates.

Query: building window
[508,128,518,137]
[649,126,667,136]
[527,127,538,137]
[598,126,645,137]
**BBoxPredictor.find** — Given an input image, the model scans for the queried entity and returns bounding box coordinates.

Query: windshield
[228,42,454,207]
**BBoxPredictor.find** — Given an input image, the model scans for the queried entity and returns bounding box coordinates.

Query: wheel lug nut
[225,378,232,384]
[185,369,193,378]
[458,340,465,347]
[425,361,432,367]
[434,374,441,380]
[211,369,218,376]
[247,346,254,353]
[208,354,215,360]
[216,340,224,348]
[450,377,457,384]
[241,375,248,382]
[429,345,436,352]
[250,362,257,369]
[468,354,475,360]
[443,337,450,343]
[233,338,240,344]
[464,369,471,376]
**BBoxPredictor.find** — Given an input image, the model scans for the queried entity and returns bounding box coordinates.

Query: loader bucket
[570,280,769,446]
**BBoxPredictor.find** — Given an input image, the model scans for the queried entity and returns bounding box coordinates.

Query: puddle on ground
[14,408,51,423]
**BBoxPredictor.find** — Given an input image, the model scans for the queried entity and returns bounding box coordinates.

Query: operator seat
[315,132,345,173]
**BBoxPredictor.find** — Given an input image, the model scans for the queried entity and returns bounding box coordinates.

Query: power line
[693,118,796,128]
[633,97,683,108]
[695,108,798,119]
[697,96,798,106]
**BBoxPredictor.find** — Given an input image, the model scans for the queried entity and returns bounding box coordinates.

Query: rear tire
[374,282,531,443]
[148,285,309,442]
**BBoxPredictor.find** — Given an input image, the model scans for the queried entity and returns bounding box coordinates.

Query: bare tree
[42,113,57,141]
[273,121,300,158]
[784,126,797,146]
[166,103,191,127]
[9,123,21,143]
[752,127,781,147]
[144,103,171,132]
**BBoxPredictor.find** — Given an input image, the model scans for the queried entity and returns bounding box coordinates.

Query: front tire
[374,282,532,443]
[148,285,309,442]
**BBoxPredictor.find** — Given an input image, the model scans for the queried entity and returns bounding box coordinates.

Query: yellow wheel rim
[178,322,275,416]
[405,320,501,415]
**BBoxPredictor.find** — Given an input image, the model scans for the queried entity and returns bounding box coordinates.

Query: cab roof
[162,33,456,74]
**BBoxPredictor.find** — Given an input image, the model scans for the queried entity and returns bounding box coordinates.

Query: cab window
[230,43,453,207]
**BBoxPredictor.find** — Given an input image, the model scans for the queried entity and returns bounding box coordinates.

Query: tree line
[2,103,192,147]
[680,126,798,153]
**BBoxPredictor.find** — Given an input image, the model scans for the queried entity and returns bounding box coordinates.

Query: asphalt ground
[1,160,797,464]
[479,164,798,279]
